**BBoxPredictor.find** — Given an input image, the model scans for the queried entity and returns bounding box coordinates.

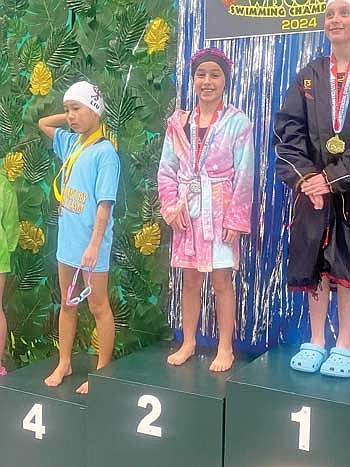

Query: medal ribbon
[53,127,103,202]
[190,102,223,174]
[330,53,350,133]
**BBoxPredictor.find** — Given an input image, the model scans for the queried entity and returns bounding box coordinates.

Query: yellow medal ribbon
[53,127,103,203]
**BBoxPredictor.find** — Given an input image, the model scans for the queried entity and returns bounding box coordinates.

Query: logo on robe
[303,79,312,89]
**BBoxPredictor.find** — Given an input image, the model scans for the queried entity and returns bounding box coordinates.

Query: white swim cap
[63,81,105,117]
[326,0,350,6]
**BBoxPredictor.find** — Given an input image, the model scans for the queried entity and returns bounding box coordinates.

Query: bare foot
[167,344,195,366]
[44,364,72,387]
[209,349,234,372]
[76,381,88,394]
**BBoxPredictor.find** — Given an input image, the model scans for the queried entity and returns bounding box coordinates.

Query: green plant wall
[0,0,176,368]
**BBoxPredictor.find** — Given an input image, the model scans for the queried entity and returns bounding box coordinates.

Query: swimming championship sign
[205,0,326,39]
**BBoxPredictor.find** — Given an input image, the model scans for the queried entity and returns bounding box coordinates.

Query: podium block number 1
[136,395,162,438]
[291,406,311,452]
[22,403,46,440]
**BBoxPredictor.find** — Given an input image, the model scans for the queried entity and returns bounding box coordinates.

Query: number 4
[22,403,46,440]
[291,406,311,452]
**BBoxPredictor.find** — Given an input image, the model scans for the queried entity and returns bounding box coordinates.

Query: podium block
[88,343,247,467]
[225,345,350,467]
[0,354,95,467]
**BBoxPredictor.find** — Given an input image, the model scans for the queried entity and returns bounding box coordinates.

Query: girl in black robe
[274,0,350,377]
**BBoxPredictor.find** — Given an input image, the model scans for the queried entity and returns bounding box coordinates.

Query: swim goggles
[66,266,92,306]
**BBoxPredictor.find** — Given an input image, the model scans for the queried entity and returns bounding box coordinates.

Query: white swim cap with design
[63,81,105,117]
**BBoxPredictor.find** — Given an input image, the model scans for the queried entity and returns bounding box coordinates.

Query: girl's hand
[309,194,324,210]
[301,174,330,196]
[222,228,241,243]
[170,211,186,232]
[81,244,99,269]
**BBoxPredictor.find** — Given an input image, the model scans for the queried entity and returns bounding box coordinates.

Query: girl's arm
[81,200,112,269]
[38,113,67,139]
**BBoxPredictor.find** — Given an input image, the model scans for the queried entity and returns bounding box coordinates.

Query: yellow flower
[144,17,170,54]
[19,221,45,254]
[91,327,99,355]
[101,123,118,151]
[3,152,24,181]
[135,222,161,255]
[29,61,52,96]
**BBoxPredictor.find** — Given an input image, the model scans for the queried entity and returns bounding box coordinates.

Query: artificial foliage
[0,0,176,368]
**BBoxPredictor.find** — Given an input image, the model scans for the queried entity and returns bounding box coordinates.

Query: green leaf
[142,192,162,224]
[0,0,29,17]
[112,234,142,275]
[114,2,148,50]
[75,17,112,69]
[19,36,42,72]
[131,72,176,131]
[106,43,131,74]
[15,251,44,290]
[0,97,23,138]
[14,178,44,222]
[51,64,78,92]
[7,285,53,340]
[22,0,68,37]
[6,16,28,41]
[105,84,143,133]
[23,141,50,184]
[0,52,11,91]
[44,26,79,68]
[66,0,92,15]
[22,91,61,134]
[42,194,59,227]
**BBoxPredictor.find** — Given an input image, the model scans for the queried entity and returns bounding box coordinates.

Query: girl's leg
[45,263,78,387]
[308,276,330,348]
[76,271,115,394]
[167,268,205,366]
[0,273,7,369]
[210,268,235,372]
[336,284,350,349]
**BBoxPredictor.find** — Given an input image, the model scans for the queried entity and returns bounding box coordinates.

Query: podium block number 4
[291,406,311,452]
[22,403,46,440]
[136,395,162,438]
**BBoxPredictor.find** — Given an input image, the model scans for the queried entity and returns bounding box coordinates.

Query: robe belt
[178,174,230,256]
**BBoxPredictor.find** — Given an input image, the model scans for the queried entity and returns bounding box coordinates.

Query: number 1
[291,406,311,451]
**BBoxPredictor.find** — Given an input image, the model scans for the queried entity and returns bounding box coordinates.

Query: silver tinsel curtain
[169,0,337,353]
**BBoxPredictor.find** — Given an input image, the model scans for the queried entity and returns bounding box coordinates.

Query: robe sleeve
[274,73,319,188]
[157,121,183,225]
[323,149,350,192]
[223,115,254,233]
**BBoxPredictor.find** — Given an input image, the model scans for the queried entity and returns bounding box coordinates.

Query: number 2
[22,403,46,440]
[136,395,162,438]
[291,406,311,451]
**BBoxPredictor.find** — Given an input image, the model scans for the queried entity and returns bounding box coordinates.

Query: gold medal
[326,134,345,154]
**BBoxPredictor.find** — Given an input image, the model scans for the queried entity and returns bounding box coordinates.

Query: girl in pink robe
[158,48,254,371]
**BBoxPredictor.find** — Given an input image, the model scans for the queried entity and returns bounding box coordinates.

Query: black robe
[274,56,350,290]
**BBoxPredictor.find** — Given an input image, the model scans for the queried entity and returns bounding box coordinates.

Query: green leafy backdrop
[0,0,176,368]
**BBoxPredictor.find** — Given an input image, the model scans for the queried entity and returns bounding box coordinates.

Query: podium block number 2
[136,395,162,438]
[22,403,46,440]
[291,406,311,452]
